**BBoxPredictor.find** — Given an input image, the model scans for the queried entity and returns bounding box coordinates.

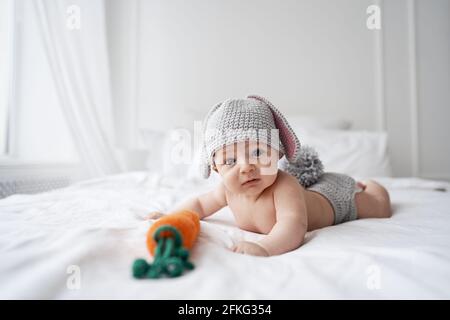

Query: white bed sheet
[0,172,449,299]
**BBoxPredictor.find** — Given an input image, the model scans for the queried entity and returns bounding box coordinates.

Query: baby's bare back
[225,170,335,234]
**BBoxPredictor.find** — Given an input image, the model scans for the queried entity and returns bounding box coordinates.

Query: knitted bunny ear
[200,147,211,179]
[200,101,223,178]
[246,95,301,163]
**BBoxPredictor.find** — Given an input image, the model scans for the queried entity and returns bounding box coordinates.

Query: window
[0,0,14,157]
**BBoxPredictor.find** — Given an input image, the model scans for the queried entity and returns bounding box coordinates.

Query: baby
[149,95,392,256]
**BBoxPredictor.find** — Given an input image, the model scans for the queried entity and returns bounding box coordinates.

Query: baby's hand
[144,211,165,220]
[231,241,269,257]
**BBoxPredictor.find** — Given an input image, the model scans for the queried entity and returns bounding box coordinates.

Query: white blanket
[1,172,449,299]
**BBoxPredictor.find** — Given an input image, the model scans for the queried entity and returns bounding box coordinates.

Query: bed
[1,170,449,299]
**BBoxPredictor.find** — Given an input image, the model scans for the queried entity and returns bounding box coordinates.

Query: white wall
[0,0,13,154]
[383,0,415,177]
[415,0,450,179]
[106,0,139,149]
[107,0,450,180]
[137,0,379,131]
[383,0,450,180]
[5,0,448,180]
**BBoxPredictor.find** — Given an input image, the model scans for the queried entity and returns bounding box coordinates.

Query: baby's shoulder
[211,181,228,205]
[272,170,304,194]
[275,170,301,186]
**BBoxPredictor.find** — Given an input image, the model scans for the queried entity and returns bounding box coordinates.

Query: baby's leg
[355,180,392,219]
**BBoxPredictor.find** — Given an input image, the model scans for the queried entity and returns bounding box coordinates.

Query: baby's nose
[239,162,256,174]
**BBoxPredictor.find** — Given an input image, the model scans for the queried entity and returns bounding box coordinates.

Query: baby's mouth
[241,178,260,186]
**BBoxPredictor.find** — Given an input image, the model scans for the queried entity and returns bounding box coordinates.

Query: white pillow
[183,116,352,180]
[292,127,392,178]
[141,128,205,179]
[141,124,390,181]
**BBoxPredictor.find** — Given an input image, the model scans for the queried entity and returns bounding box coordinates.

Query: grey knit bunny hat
[200,95,301,178]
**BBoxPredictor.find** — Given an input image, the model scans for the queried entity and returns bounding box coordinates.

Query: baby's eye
[225,158,236,166]
[252,148,265,157]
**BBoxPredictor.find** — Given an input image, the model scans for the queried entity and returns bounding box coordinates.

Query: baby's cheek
[221,172,239,189]
[261,174,278,188]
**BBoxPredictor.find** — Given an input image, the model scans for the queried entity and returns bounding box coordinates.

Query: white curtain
[32,0,123,178]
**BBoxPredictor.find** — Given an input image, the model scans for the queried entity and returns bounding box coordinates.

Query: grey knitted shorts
[307,172,363,225]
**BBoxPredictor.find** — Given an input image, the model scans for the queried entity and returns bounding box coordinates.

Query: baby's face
[212,141,280,197]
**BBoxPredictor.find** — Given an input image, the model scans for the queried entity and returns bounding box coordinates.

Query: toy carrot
[132,209,200,279]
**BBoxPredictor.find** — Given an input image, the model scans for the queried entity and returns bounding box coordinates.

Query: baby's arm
[256,178,308,256]
[173,182,227,219]
[147,183,227,220]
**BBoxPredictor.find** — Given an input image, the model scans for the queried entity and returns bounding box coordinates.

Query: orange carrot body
[146,210,200,256]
